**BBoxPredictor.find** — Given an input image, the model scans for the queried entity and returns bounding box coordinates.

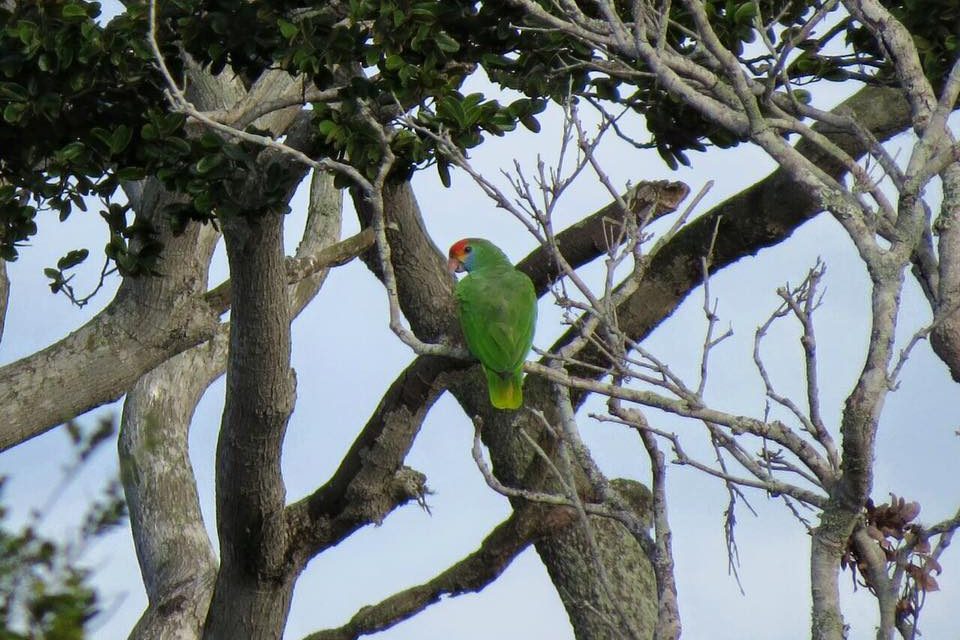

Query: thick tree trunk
[123,171,343,638]
[205,564,297,640]
[120,334,222,640]
[355,182,659,639]
[931,164,960,379]
[453,377,658,640]
[0,258,8,344]
[203,211,299,639]
[536,520,658,639]
[810,523,848,640]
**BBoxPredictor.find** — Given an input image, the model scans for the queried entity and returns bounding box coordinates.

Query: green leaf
[437,159,452,188]
[37,53,54,72]
[278,18,298,40]
[195,153,224,174]
[0,245,18,261]
[199,131,224,150]
[384,54,405,71]
[734,2,758,24]
[164,137,193,156]
[61,3,88,19]
[117,166,146,181]
[0,82,27,101]
[520,114,541,133]
[221,143,250,163]
[363,47,381,67]
[91,127,113,149]
[59,142,86,161]
[435,32,460,53]
[410,4,439,19]
[111,125,133,154]
[17,21,39,46]
[160,113,186,136]
[437,95,467,128]
[316,119,338,137]
[3,102,27,124]
[57,249,89,270]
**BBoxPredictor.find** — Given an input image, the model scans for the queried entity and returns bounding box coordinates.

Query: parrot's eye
[464,245,472,253]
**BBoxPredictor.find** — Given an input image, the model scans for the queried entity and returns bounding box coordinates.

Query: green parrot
[448,238,537,410]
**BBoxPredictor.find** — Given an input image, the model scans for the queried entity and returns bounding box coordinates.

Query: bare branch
[303,506,573,640]
[204,227,375,315]
[120,335,222,640]
[286,354,454,556]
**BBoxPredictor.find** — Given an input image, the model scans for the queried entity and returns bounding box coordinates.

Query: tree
[0,1,958,639]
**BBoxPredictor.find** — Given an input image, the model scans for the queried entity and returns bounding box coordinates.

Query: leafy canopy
[0,0,955,291]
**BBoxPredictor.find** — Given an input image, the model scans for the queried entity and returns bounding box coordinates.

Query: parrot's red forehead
[449,238,470,257]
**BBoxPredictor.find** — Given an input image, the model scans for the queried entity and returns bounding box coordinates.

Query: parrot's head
[448,238,512,274]
[447,238,476,274]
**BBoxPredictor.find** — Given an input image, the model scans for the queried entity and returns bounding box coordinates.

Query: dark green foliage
[172,0,551,182]
[0,1,166,261]
[0,0,956,296]
[0,1,292,277]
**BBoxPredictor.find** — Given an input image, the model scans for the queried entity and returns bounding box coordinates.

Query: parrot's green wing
[456,265,536,409]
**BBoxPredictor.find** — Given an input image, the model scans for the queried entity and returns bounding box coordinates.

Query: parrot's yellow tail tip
[490,386,522,410]
[485,368,524,410]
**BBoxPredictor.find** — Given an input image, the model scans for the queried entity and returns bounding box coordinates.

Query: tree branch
[203,227,375,315]
[120,333,223,640]
[303,505,573,640]
[0,186,222,452]
[0,258,8,345]
[124,170,345,638]
[286,354,456,557]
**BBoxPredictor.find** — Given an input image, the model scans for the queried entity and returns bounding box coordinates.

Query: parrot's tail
[484,367,524,410]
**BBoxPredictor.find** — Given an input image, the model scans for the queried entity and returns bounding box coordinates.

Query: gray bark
[203,210,298,640]
[122,170,343,639]
[0,208,221,451]
[931,163,960,378]
[120,335,223,640]
[353,182,659,640]
[0,259,8,344]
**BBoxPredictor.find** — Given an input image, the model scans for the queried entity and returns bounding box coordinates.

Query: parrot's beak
[447,256,465,274]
